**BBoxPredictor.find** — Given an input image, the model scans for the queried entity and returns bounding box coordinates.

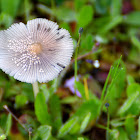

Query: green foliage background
[0,0,140,140]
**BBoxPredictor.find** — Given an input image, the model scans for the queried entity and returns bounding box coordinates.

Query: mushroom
[0,18,74,84]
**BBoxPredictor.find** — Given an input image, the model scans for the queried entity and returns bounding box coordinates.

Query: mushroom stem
[32,81,39,98]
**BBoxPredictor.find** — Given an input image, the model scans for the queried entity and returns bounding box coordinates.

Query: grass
[0,0,140,140]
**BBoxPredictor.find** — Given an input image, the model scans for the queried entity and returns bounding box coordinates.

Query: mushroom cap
[0,18,74,83]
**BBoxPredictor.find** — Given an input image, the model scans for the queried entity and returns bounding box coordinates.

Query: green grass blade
[5,114,12,136]
[138,116,140,140]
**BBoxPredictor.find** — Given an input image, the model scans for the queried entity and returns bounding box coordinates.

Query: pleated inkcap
[0,18,74,83]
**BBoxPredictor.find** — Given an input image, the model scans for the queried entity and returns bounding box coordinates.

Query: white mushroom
[0,18,74,83]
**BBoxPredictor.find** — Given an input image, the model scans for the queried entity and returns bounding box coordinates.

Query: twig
[71,47,99,64]
[3,105,28,132]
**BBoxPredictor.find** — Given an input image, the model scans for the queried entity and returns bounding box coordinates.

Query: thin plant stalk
[3,105,32,139]
[96,124,109,130]
[51,0,55,20]
[74,33,81,93]
[106,106,110,140]
[97,56,122,123]
[96,67,112,123]
[32,81,39,98]
[29,131,32,140]
[3,105,28,132]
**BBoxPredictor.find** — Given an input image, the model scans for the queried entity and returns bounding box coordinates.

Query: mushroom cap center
[29,43,42,55]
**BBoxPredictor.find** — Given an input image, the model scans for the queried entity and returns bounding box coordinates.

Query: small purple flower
[95,42,100,47]
[64,76,81,97]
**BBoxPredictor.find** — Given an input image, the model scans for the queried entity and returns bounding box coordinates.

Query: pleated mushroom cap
[0,18,74,83]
